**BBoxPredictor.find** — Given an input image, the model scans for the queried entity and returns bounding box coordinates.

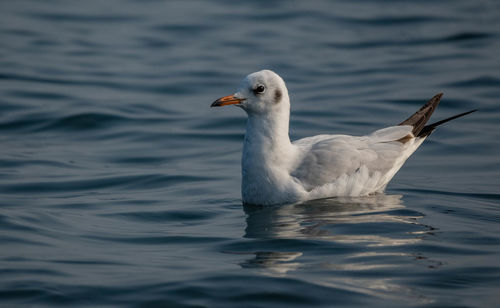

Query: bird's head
[211,70,289,115]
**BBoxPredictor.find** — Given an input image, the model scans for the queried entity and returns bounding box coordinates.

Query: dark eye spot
[274,89,282,103]
[253,85,265,95]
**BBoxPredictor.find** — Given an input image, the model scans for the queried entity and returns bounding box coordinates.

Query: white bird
[211,70,476,205]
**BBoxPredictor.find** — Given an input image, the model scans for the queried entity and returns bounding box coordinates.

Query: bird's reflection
[244,194,415,242]
[239,251,303,277]
[235,194,438,283]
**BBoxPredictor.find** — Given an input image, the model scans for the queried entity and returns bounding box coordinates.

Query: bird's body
[212,70,475,205]
[240,117,423,205]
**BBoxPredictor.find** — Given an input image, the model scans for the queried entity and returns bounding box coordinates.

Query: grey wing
[291,126,414,191]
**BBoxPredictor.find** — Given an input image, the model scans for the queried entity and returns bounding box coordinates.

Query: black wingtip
[399,93,444,135]
[417,109,478,137]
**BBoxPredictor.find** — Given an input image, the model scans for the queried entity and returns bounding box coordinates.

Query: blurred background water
[1,0,499,307]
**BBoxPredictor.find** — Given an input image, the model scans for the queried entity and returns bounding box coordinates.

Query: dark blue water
[1,1,500,307]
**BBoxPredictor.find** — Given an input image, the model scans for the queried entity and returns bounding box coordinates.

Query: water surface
[1,0,500,307]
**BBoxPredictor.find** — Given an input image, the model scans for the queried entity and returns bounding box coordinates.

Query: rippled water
[1,0,500,307]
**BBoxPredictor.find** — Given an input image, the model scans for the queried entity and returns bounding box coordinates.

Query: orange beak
[211,95,244,107]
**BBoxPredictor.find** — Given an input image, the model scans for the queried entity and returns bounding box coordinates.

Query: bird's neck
[244,111,293,156]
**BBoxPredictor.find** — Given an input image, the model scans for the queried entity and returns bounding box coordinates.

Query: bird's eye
[253,85,265,94]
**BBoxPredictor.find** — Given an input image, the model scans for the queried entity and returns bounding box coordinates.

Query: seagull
[211,70,476,205]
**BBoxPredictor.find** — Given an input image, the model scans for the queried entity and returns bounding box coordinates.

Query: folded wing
[292,125,413,191]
